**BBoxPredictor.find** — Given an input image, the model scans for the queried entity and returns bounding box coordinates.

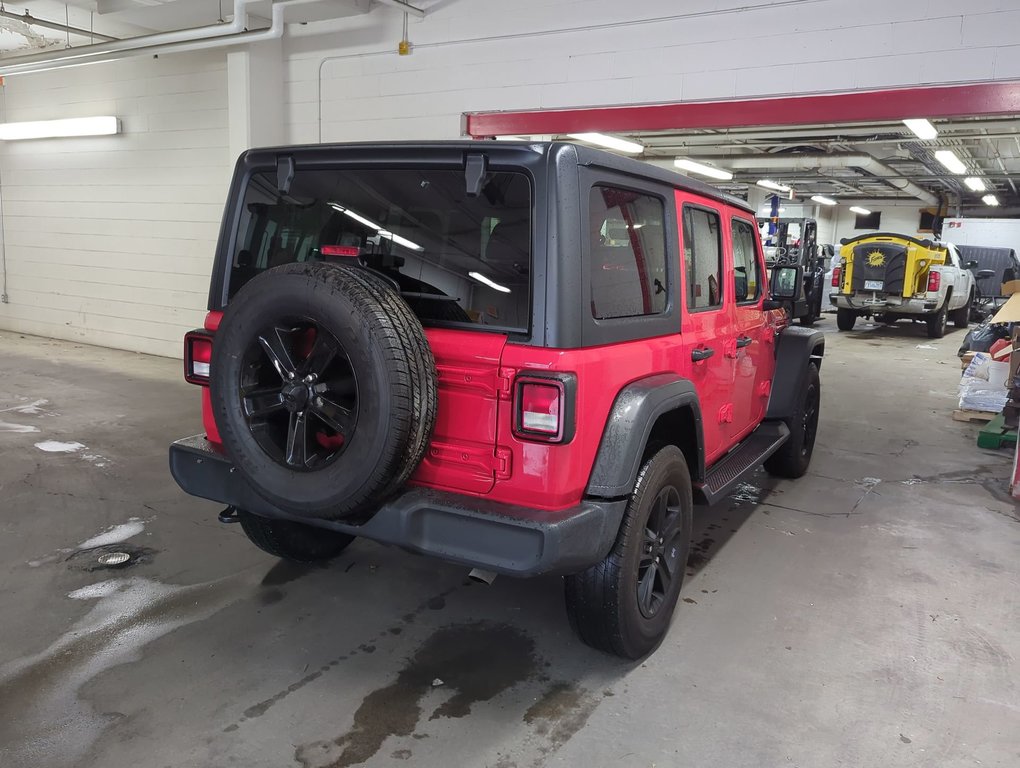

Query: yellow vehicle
[830,233,975,339]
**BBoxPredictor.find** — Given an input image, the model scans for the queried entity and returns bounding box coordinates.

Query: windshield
[228,168,532,333]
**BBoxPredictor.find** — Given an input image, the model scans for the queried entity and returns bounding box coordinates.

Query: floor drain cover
[97,552,131,567]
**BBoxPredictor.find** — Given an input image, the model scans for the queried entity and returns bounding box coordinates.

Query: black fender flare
[766,327,824,420]
[586,374,704,499]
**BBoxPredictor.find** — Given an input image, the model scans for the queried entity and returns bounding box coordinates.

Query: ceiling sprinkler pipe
[0,0,252,71]
[0,9,119,42]
[685,153,939,205]
[0,0,319,77]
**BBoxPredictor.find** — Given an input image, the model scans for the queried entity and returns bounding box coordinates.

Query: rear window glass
[229,169,532,333]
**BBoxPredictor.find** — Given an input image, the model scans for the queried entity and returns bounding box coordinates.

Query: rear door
[729,212,773,437]
[677,195,736,465]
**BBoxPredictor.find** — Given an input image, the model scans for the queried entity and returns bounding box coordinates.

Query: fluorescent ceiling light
[963,177,986,192]
[567,132,644,154]
[759,207,786,214]
[756,179,791,192]
[378,230,423,251]
[494,135,526,141]
[810,195,837,205]
[468,271,511,293]
[849,206,871,215]
[934,150,967,174]
[983,194,1000,206]
[329,203,423,251]
[673,157,733,180]
[902,118,938,140]
[0,115,119,141]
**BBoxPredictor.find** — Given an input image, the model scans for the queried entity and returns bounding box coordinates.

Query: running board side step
[695,421,790,506]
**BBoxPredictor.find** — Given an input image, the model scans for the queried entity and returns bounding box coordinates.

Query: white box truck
[943,217,1020,251]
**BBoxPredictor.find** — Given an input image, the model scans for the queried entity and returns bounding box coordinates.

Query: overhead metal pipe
[0,0,317,77]
[670,153,940,205]
[0,0,252,73]
[0,9,118,42]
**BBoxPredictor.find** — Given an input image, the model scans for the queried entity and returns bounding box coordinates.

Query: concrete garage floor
[0,322,1017,768]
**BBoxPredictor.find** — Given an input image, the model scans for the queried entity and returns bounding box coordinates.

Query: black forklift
[758,215,827,326]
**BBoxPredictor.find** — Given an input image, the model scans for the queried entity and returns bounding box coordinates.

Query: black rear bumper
[169,435,626,577]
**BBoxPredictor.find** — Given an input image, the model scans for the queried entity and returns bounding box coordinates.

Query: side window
[589,186,667,319]
[731,217,761,303]
[683,205,723,310]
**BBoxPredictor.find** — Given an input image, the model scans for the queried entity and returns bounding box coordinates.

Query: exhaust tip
[467,567,497,585]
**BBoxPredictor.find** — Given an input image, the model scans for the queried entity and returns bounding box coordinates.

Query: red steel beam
[464,81,1020,137]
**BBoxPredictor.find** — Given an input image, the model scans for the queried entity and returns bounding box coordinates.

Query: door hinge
[492,446,513,480]
[497,367,515,400]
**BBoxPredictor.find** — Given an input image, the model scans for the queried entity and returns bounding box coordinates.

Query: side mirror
[770,265,803,301]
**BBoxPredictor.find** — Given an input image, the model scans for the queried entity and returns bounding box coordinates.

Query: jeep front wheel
[564,446,693,659]
[836,308,856,331]
[239,510,355,563]
[210,262,437,520]
[764,362,820,479]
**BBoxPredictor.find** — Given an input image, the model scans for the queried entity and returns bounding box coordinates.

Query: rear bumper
[830,294,938,313]
[169,435,626,577]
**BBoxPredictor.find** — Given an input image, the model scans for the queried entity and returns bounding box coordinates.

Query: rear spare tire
[210,262,437,520]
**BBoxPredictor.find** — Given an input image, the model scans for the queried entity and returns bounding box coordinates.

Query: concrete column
[227,38,285,173]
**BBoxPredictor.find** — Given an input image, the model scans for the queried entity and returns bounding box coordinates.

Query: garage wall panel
[285,0,1020,144]
[0,51,229,358]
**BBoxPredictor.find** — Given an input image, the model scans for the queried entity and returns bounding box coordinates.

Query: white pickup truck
[830,233,975,339]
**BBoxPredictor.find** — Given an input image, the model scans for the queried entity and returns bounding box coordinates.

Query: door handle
[691,346,715,361]
[736,335,753,348]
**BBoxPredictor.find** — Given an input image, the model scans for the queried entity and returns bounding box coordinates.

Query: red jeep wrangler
[170,142,823,658]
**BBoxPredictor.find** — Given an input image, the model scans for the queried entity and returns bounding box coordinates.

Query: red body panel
[409,328,507,495]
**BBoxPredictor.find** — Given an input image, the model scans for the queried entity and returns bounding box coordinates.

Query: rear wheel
[952,291,973,329]
[238,510,354,563]
[765,363,820,479]
[564,446,693,659]
[926,304,948,339]
[836,308,857,331]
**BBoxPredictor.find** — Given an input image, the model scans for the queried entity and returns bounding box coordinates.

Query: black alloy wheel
[241,321,359,471]
[800,374,820,460]
[636,485,685,619]
[764,362,821,479]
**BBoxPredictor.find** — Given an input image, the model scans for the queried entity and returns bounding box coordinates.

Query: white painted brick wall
[0,51,229,358]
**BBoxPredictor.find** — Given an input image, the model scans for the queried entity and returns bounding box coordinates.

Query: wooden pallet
[953,409,998,423]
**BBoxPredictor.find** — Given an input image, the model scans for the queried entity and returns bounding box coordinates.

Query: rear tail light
[513,374,576,443]
[184,330,214,385]
[927,271,941,292]
[831,267,841,287]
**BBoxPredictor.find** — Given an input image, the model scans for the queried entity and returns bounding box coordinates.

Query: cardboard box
[1002,279,1020,296]
[990,292,1020,324]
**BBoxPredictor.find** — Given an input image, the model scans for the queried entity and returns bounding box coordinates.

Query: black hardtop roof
[241,140,753,214]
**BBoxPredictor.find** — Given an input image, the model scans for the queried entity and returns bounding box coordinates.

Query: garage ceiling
[553,115,1020,214]
[0,0,382,52]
